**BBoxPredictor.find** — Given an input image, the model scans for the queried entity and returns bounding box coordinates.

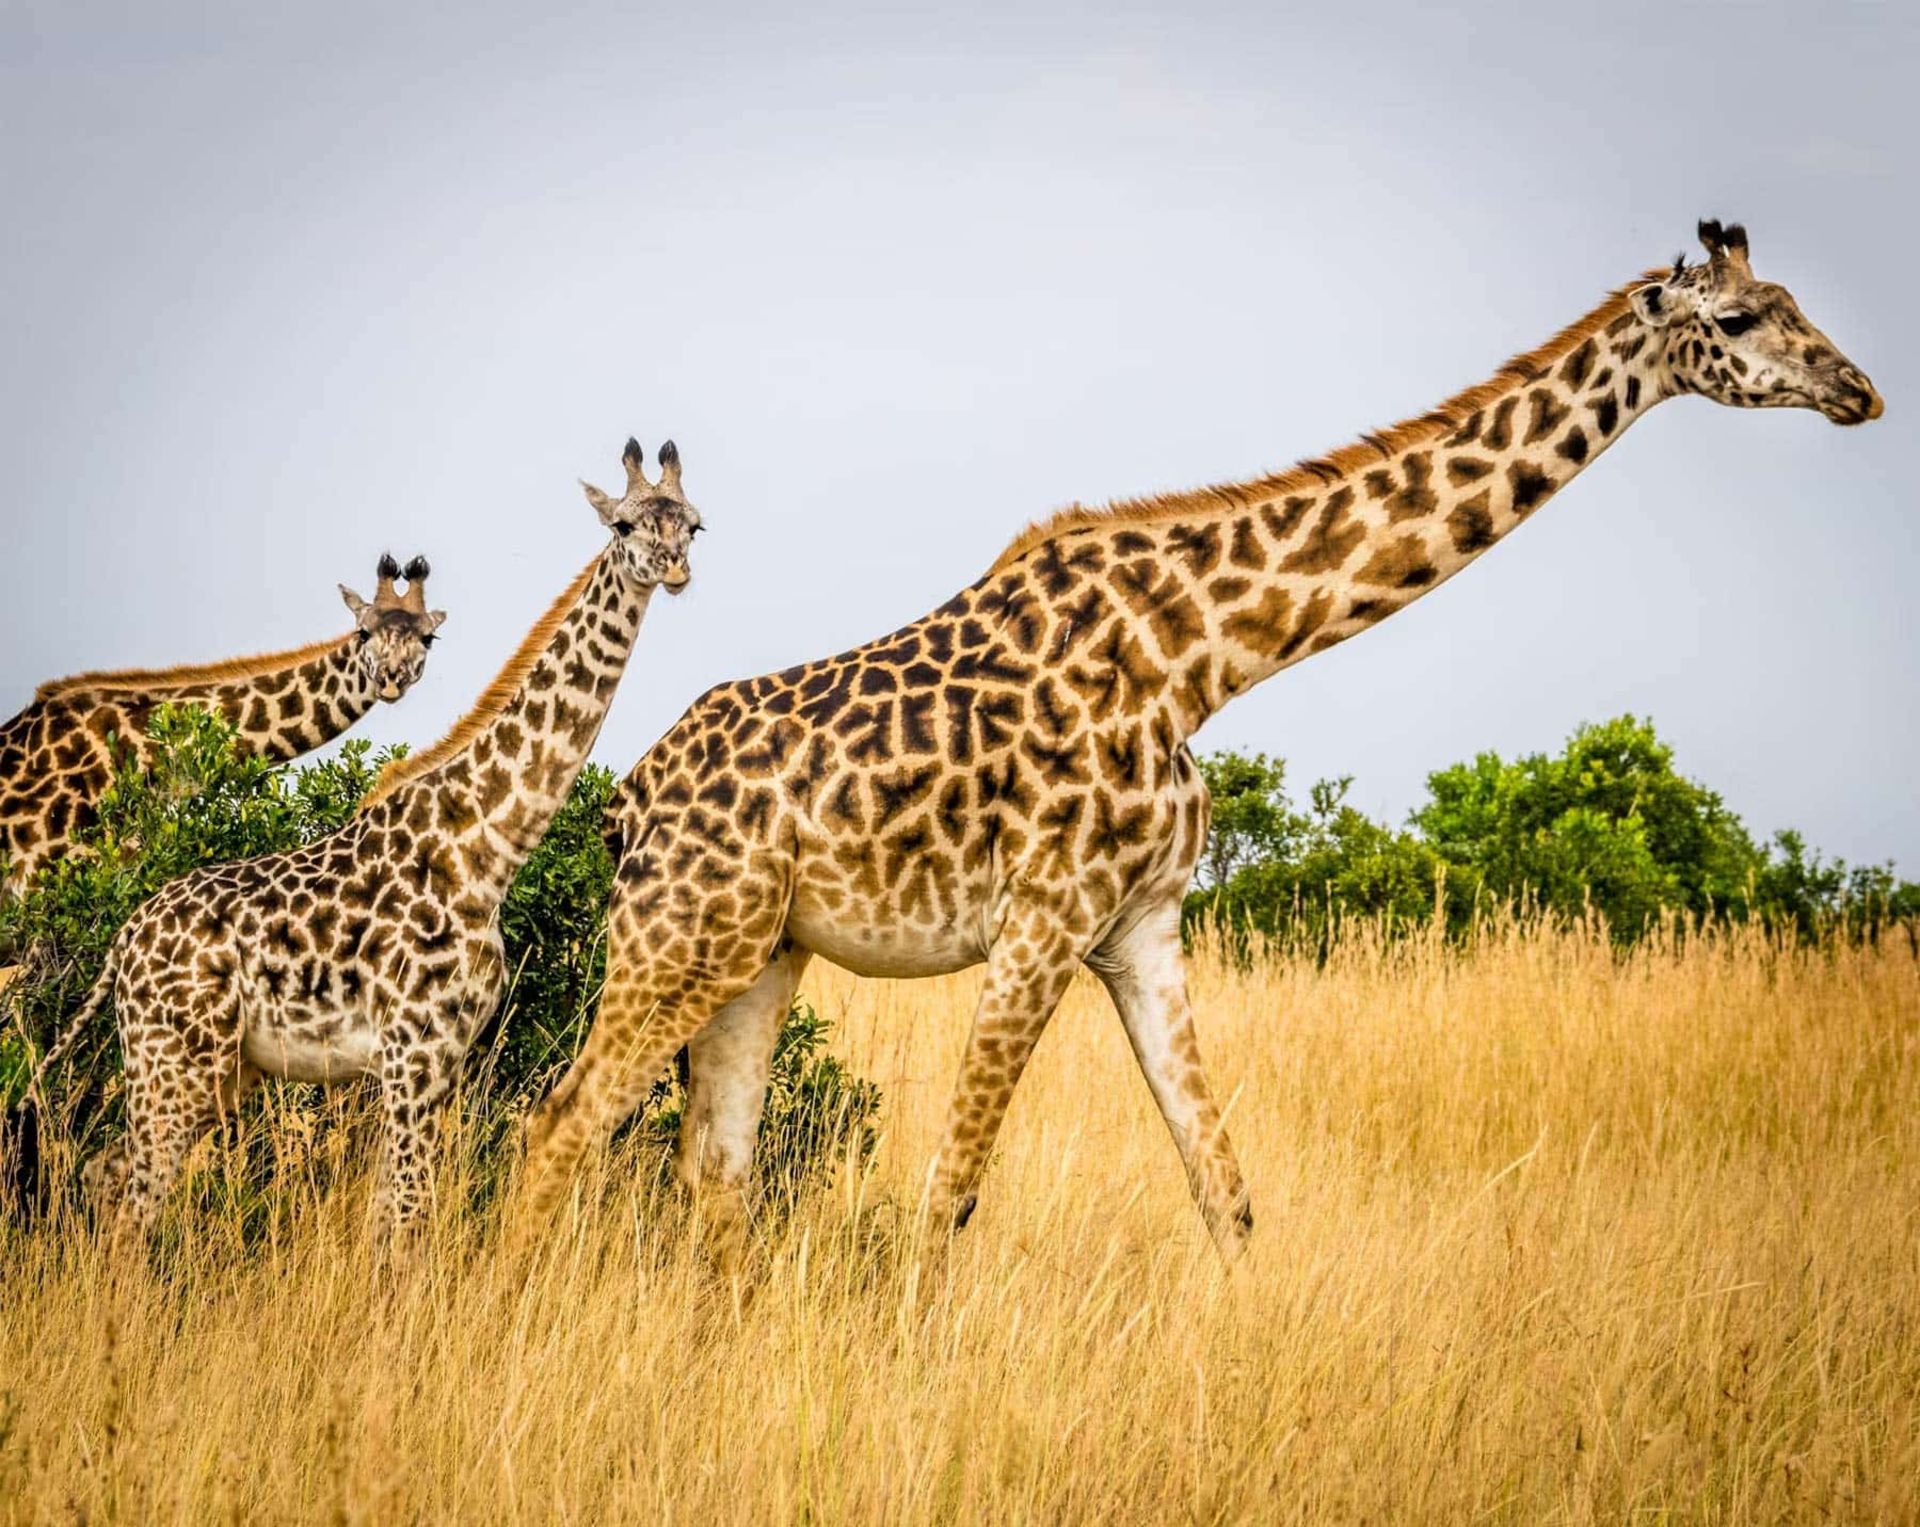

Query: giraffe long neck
[375,551,647,893]
[152,639,380,763]
[1015,285,1674,744]
[1,637,377,898]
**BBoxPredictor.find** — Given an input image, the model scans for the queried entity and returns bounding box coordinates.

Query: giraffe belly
[240,1014,380,1084]
[786,906,984,979]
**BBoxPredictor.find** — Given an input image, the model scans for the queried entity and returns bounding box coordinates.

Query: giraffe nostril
[1823,369,1882,424]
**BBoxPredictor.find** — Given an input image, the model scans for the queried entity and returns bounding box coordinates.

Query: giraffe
[20,440,698,1249]
[513,221,1880,1260]
[0,554,446,902]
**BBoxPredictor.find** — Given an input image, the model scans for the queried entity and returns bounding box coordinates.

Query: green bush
[1189,717,1918,945]
[1189,753,1457,953]
[489,761,620,1108]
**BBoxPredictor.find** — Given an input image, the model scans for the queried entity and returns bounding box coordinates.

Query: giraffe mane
[986,269,1670,576]
[357,553,601,811]
[32,636,350,703]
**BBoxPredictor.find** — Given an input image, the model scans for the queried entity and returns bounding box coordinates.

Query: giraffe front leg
[513,833,792,1250]
[925,905,1084,1241]
[370,1038,460,1257]
[1089,900,1252,1261]
[514,955,773,1247]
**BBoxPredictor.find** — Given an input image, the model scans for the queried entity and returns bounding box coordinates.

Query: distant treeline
[1188,716,1919,947]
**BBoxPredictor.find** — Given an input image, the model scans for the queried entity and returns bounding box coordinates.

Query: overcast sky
[3,1,1914,869]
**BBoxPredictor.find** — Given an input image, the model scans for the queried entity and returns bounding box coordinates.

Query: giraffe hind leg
[1089,901,1252,1260]
[103,1028,254,1247]
[676,945,809,1261]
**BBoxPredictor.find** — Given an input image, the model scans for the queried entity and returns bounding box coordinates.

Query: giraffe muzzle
[1822,368,1884,426]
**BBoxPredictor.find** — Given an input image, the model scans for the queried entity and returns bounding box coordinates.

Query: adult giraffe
[0,555,445,900]
[517,221,1881,1258]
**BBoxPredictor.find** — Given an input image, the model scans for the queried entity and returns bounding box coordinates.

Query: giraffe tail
[3,957,116,1219]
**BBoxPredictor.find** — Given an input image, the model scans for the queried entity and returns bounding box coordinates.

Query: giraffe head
[1628,220,1882,426]
[337,554,447,702]
[581,437,701,595]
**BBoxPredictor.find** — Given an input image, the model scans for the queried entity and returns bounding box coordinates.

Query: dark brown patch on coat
[1279,491,1363,575]
[1355,534,1438,589]
[1524,388,1570,444]
[1386,452,1437,521]
[1483,397,1519,451]
[1508,461,1553,514]
[1558,338,1597,390]
[1448,492,1495,553]
[1228,517,1267,571]
[1222,587,1294,651]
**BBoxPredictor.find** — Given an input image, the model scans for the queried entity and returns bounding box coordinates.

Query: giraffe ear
[340,584,375,629]
[1629,280,1677,329]
[423,609,448,635]
[582,480,618,522]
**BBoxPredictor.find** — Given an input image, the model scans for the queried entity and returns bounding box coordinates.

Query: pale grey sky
[3,1,1914,867]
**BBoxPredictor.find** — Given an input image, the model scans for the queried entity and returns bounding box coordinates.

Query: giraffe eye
[1714,312,1758,337]
[422,634,438,648]
[614,521,633,538]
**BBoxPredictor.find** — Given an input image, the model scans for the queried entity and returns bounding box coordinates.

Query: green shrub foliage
[1189,716,1919,944]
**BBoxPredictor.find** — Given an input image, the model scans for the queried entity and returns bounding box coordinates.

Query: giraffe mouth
[1821,394,1881,426]
[1819,372,1883,425]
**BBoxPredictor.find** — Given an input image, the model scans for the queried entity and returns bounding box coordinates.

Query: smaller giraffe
[20,441,697,1251]
[0,555,446,901]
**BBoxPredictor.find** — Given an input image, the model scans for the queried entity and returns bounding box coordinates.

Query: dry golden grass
[3,920,1917,1523]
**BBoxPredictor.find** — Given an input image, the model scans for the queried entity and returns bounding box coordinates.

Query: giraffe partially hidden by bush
[0,555,445,902]
[515,221,1880,1258]
[22,440,698,1252]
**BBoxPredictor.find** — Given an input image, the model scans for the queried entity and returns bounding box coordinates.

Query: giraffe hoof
[950,1192,978,1231]
[1204,1196,1254,1262]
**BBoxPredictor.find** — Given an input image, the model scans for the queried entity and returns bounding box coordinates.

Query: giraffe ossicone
[19,440,698,1252]
[514,220,1879,1262]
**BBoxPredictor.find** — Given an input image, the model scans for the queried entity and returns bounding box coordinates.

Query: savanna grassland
[2,920,1916,1523]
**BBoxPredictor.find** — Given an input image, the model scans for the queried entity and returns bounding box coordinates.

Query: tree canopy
[1190,716,1916,943]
